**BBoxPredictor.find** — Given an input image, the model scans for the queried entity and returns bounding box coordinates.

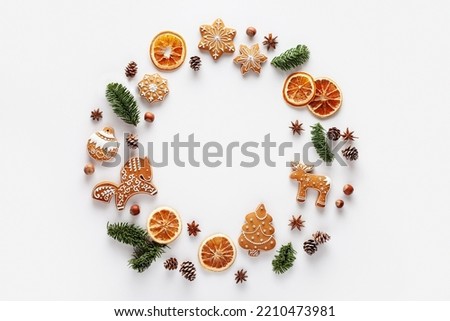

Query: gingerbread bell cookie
[138,74,169,104]
[233,44,267,75]
[92,157,157,210]
[86,127,119,161]
[238,204,276,257]
[198,18,236,60]
[290,162,331,207]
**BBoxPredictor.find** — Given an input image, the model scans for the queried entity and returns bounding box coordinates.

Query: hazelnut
[335,199,344,208]
[84,163,95,175]
[144,112,155,122]
[343,184,354,195]
[246,27,257,37]
[130,204,140,215]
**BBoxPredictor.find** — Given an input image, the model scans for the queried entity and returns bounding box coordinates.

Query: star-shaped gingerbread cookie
[233,44,267,75]
[198,18,236,60]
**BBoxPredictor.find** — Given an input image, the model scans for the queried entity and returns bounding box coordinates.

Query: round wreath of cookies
[86,18,359,282]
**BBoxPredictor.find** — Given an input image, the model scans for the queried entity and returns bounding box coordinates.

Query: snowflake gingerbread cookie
[198,18,236,60]
[233,44,267,75]
[238,204,276,257]
[138,73,169,104]
[92,157,157,210]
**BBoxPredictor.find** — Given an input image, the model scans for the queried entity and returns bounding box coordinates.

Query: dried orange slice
[150,31,186,71]
[199,234,236,272]
[147,206,182,244]
[308,78,342,118]
[282,72,316,107]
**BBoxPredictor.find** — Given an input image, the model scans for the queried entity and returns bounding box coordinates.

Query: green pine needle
[272,242,297,274]
[271,45,310,71]
[311,123,334,163]
[128,243,166,273]
[107,222,148,248]
[107,222,166,273]
[106,82,140,126]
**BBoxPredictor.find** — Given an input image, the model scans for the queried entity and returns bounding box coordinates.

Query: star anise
[235,269,248,284]
[187,221,201,237]
[289,215,305,231]
[263,33,278,50]
[289,120,304,135]
[341,128,358,141]
[90,108,103,121]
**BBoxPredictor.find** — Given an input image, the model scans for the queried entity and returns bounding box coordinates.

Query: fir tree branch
[106,82,140,126]
[311,123,334,163]
[128,242,166,273]
[106,222,148,248]
[272,242,297,274]
[271,45,310,71]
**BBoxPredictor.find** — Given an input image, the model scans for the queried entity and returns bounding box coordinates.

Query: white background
[0,0,449,300]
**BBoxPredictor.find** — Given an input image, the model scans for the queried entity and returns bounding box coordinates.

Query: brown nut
[335,199,344,208]
[246,27,257,37]
[343,184,354,195]
[130,204,140,215]
[144,112,155,122]
[84,163,95,175]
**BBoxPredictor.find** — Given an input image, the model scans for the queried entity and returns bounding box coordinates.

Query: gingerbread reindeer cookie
[92,157,157,210]
[290,162,331,207]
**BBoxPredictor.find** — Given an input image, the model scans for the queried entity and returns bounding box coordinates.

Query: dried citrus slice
[150,31,186,71]
[199,234,236,272]
[282,72,316,107]
[308,78,342,118]
[147,206,182,244]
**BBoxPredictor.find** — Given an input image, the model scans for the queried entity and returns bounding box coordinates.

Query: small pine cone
[303,239,318,255]
[189,56,201,71]
[164,258,178,271]
[126,133,139,149]
[179,261,196,281]
[342,146,359,161]
[327,127,341,141]
[125,61,138,78]
[312,231,330,245]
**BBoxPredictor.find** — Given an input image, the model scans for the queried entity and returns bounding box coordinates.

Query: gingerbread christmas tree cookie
[238,204,276,257]
[92,157,157,210]
[198,18,236,60]
[233,44,267,75]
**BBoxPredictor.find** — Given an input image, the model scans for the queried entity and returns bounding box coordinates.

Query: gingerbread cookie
[238,204,276,257]
[290,162,331,207]
[198,18,236,60]
[86,127,119,161]
[92,157,157,210]
[138,74,169,104]
[233,44,267,75]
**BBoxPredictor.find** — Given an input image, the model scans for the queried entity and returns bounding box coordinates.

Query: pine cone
[126,133,139,149]
[327,127,341,141]
[125,61,138,78]
[342,146,359,161]
[179,261,196,281]
[164,257,178,270]
[312,231,330,245]
[303,239,318,255]
[189,56,201,71]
